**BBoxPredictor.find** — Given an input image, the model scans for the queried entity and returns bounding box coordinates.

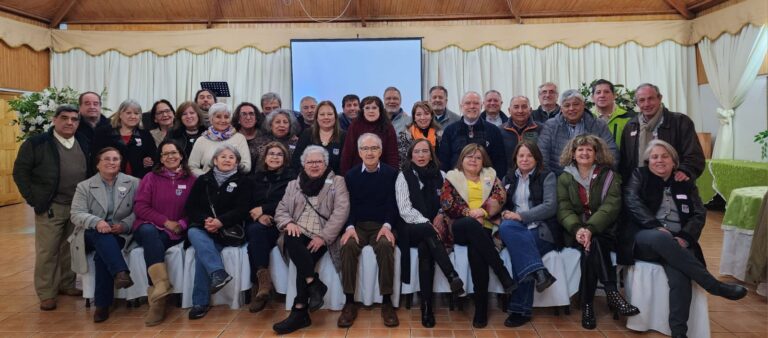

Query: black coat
[249,167,297,217]
[291,129,346,174]
[620,166,706,265]
[92,125,157,179]
[169,127,204,159]
[438,118,507,177]
[186,170,253,245]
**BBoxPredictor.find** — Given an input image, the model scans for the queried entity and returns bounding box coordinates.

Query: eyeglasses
[359,146,381,152]
[157,109,173,116]
[240,111,256,117]
[465,155,483,161]
[413,149,431,154]
[266,151,284,157]
[305,160,325,167]
[161,151,180,157]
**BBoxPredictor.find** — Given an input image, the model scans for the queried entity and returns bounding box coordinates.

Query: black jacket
[620,166,706,265]
[75,114,110,153]
[291,129,346,174]
[169,127,204,159]
[438,118,507,177]
[249,167,297,217]
[503,168,563,250]
[92,125,157,179]
[186,171,253,245]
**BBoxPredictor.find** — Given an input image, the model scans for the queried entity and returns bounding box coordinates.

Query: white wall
[698,75,768,161]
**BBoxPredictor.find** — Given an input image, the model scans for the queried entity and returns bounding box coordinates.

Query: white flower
[29,126,36,132]
[35,116,45,124]
[42,89,51,98]
[26,117,37,124]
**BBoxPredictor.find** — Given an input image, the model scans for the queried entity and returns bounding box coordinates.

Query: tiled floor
[0,203,765,337]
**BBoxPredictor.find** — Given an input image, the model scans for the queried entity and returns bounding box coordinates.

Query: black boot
[606,290,640,317]
[533,269,557,292]
[273,305,311,334]
[446,271,465,295]
[581,303,596,329]
[306,274,328,312]
[472,293,488,328]
[420,298,435,328]
[426,236,465,295]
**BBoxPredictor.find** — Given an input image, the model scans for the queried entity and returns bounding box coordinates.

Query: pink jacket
[132,168,197,240]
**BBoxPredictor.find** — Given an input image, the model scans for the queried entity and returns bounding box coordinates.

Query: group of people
[12,80,749,338]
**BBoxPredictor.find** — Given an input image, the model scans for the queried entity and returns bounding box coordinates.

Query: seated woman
[272,146,350,334]
[396,101,442,165]
[395,139,464,328]
[149,100,176,147]
[556,134,638,329]
[232,102,264,172]
[70,147,140,323]
[132,140,197,326]
[246,141,297,313]
[498,140,559,327]
[188,103,252,176]
[440,143,516,328]
[623,140,746,338]
[185,144,252,320]
[92,99,156,178]
[292,101,346,174]
[170,101,205,159]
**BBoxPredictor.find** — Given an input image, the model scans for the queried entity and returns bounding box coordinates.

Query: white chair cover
[624,260,710,338]
[719,228,753,281]
[122,242,185,299]
[181,245,252,309]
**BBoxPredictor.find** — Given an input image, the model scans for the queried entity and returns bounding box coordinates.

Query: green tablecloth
[722,186,768,233]
[700,159,768,203]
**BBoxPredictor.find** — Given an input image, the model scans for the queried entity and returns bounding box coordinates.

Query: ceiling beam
[504,0,523,24]
[50,0,77,28]
[663,0,694,19]
[207,0,222,28]
[0,4,50,24]
[357,0,367,27]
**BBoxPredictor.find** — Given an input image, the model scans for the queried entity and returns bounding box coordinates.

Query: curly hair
[558,134,614,167]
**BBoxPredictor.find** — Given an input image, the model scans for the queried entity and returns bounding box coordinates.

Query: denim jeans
[84,229,128,308]
[245,221,279,281]
[187,227,225,306]
[133,223,182,268]
[498,220,553,316]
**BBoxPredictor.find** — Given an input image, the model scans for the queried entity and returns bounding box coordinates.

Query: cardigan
[132,168,197,241]
[188,132,252,176]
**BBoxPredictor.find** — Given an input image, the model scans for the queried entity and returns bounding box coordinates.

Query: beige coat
[69,172,139,274]
[274,172,349,270]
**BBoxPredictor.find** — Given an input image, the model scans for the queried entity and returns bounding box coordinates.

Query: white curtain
[699,24,768,160]
[51,48,291,115]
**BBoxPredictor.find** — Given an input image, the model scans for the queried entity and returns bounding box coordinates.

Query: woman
[70,147,140,323]
[232,102,265,171]
[292,101,346,174]
[623,140,746,338]
[149,99,176,147]
[132,140,197,326]
[272,146,350,334]
[397,101,442,165]
[498,141,559,327]
[440,144,516,328]
[340,96,399,174]
[246,141,297,313]
[170,101,205,159]
[92,99,156,178]
[395,139,464,328]
[556,134,638,329]
[185,144,253,319]
[254,109,300,161]
[188,103,251,176]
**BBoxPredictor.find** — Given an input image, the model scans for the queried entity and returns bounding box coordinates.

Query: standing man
[480,90,508,128]
[13,105,89,310]
[429,85,460,126]
[261,92,283,116]
[297,96,318,133]
[620,83,704,182]
[195,89,217,126]
[591,79,635,149]
[75,91,109,149]
[339,94,360,131]
[384,87,411,134]
[500,96,542,170]
[439,91,507,176]
[339,133,399,328]
[532,82,560,124]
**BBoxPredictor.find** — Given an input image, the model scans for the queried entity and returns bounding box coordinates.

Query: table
[697,159,768,204]
[719,186,768,290]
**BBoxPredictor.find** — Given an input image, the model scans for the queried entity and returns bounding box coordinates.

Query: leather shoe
[307,277,328,312]
[381,302,399,327]
[59,288,83,297]
[717,283,747,300]
[114,271,134,289]
[504,313,531,327]
[534,269,557,292]
[39,298,56,311]
[93,307,110,323]
[337,302,358,328]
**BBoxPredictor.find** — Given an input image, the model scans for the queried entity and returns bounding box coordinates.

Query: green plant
[755,130,768,160]
[8,87,80,141]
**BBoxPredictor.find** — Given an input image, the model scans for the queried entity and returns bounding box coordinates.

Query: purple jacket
[132,168,197,240]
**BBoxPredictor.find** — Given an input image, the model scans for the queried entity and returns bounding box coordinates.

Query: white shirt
[53,130,75,149]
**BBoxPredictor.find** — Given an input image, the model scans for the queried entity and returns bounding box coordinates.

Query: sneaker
[188,305,210,320]
[210,270,232,294]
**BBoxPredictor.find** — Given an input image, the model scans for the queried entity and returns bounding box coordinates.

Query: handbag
[206,183,246,246]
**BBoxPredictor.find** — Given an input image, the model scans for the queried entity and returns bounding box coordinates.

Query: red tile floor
[0,203,765,337]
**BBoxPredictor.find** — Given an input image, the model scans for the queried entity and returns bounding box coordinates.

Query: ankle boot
[715,282,748,300]
[446,271,465,295]
[147,263,172,304]
[581,303,596,329]
[145,286,166,327]
[307,274,328,312]
[606,290,640,317]
[249,268,271,312]
[273,305,311,334]
[533,269,557,292]
[472,293,489,328]
[420,298,435,328]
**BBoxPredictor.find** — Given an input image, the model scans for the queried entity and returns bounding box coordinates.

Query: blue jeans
[84,229,128,308]
[245,221,279,281]
[133,224,182,267]
[498,220,554,316]
[187,227,226,306]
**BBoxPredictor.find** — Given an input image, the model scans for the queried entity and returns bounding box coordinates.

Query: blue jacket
[537,112,618,176]
[438,118,507,177]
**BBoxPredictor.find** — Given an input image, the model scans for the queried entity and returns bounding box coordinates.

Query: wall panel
[0,40,49,91]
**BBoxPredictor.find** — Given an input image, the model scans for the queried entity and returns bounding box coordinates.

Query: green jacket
[592,105,635,149]
[556,165,622,247]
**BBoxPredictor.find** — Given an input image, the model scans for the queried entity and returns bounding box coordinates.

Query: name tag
[226,182,237,193]
[630,131,638,136]
[681,205,690,214]
[333,148,340,155]
[676,194,688,200]
[289,144,296,150]
[324,178,333,185]
[178,185,187,189]
[135,138,142,146]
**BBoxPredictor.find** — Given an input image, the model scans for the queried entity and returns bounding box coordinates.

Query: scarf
[203,125,236,142]
[409,124,437,147]
[213,167,237,187]
[299,168,331,197]
[402,161,443,220]
[638,107,664,166]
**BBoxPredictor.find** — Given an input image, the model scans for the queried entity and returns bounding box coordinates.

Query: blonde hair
[559,134,614,167]
[110,99,142,129]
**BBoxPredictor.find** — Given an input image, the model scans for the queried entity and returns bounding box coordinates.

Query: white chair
[624,260,710,338]
[180,245,252,309]
[123,242,185,300]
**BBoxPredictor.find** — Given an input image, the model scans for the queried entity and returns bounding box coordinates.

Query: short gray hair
[209,143,244,171]
[538,82,558,94]
[635,83,662,99]
[643,139,679,168]
[208,103,231,119]
[261,92,282,106]
[357,132,382,149]
[484,90,502,99]
[560,89,585,105]
[461,91,482,104]
[300,96,317,105]
[300,145,330,167]
[509,95,531,106]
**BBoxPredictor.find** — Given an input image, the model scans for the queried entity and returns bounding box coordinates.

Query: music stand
[200,81,231,98]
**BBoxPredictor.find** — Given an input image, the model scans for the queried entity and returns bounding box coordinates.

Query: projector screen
[291,38,423,112]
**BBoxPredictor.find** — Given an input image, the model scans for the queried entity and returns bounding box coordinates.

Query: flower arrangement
[8,87,82,141]
[755,130,768,160]
[578,80,637,113]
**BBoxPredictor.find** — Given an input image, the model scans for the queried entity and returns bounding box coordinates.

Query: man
[75,91,109,149]
[297,96,317,133]
[429,85,460,126]
[591,79,635,149]
[340,133,399,328]
[620,83,704,182]
[339,94,360,131]
[383,87,411,134]
[532,82,561,124]
[438,91,507,176]
[195,89,217,126]
[500,96,542,172]
[13,105,89,311]
[480,90,508,128]
[261,92,282,116]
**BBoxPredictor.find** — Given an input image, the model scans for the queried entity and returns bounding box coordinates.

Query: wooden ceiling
[0,0,732,28]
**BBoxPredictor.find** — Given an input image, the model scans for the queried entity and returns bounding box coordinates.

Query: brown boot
[249,268,271,312]
[145,286,166,327]
[147,263,172,304]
